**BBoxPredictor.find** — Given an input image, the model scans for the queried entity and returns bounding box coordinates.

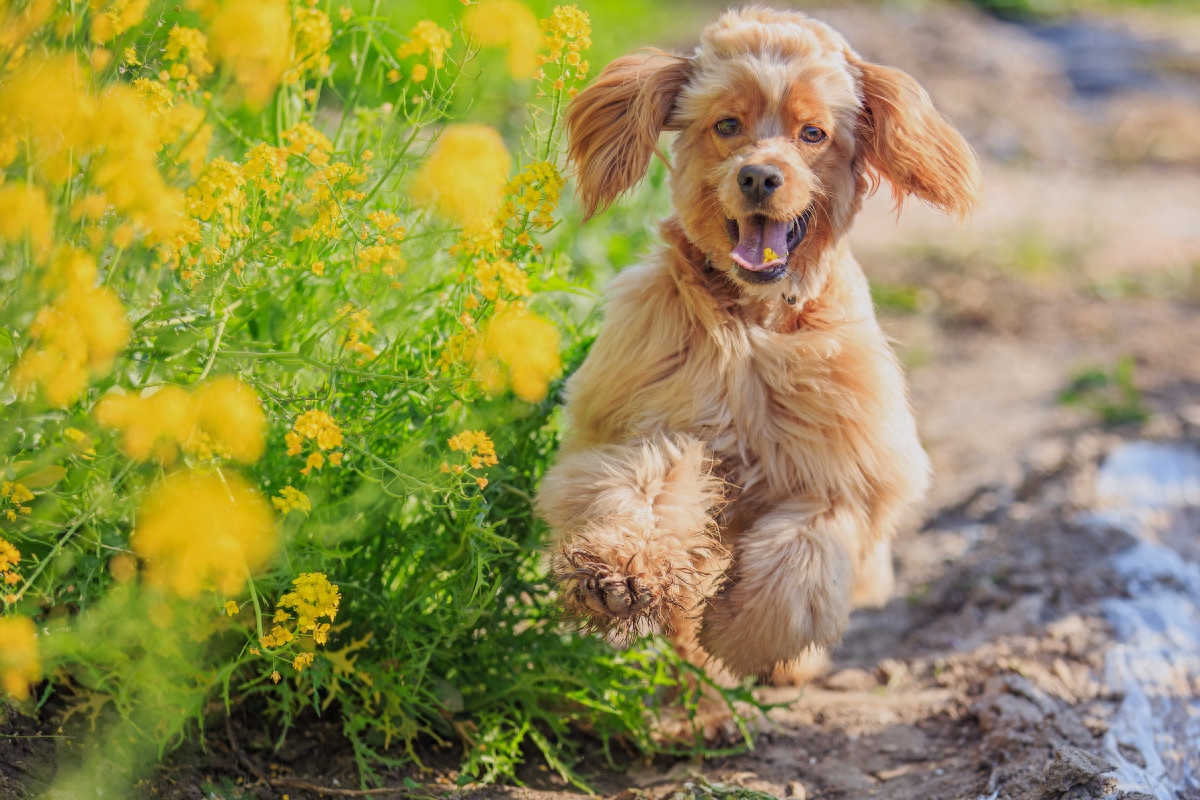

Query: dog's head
[566,7,982,300]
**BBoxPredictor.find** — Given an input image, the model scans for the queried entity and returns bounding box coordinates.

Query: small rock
[785,780,807,799]
[1028,438,1069,474]
[1042,745,1115,794]
[876,658,909,687]
[823,668,878,692]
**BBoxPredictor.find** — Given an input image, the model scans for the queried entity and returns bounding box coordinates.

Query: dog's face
[566,8,982,301]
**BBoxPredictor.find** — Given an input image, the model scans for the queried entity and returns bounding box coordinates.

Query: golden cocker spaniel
[537,7,981,680]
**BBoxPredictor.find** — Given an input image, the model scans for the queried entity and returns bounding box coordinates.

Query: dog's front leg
[536,433,726,644]
[699,501,859,678]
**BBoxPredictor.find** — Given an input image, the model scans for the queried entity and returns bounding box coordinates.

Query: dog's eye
[799,125,826,143]
[715,118,741,137]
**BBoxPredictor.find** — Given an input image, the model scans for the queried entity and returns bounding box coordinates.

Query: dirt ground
[5,3,1200,799]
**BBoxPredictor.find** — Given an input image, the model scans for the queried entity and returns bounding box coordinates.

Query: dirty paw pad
[553,546,680,645]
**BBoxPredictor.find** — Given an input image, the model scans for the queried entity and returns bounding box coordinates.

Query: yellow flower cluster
[1,483,34,525]
[443,429,498,489]
[131,470,278,597]
[0,616,40,701]
[187,157,247,229]
[397,19,451,70]
[163,25,214,91]
[477,307,562,402]
[357,210,407,277]
[1,532,24,602]
[502,160,565,233]
[282,122,333,167]
[410,124,511,235]
[286,410,345,475]
[278,572,340,643]
[285,7,333,84]
[90,0,150,44]
[272,486,311,515]
[535,5,591,98]
[11,248,130,408]
[464,0,539,80]
[243,142,289,198]
[474,259,530,302]
[339,304,377,362]
[295,160,369,242]
[259,572,340,677]
[95,377,267,465]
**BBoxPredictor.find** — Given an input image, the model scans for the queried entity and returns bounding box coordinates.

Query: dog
[536,6,981,682]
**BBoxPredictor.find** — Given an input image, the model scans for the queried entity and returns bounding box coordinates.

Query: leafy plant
[1059,356,1149,426]
[0,0,752,792]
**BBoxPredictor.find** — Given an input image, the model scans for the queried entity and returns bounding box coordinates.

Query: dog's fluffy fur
[536,7,981,680]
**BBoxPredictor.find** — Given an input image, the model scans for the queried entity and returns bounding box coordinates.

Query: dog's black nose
[737,163,783,202]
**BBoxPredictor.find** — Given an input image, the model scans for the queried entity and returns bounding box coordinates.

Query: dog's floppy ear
[852,58,982,220]
[566,50,692,220]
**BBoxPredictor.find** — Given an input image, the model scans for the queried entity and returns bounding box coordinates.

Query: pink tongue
[731,217,789,271]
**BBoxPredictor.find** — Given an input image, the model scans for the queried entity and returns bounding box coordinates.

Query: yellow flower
[502,160,564,230]
[0,616,40,701]
[224,600,240,616]
[272,486,311,515]
[95,378,265,464]
[292,410,343,453]
[88,84,188,242]
[0,183,53,254]
[464,0,539,80]
[260,623,294,648]
[0,56,90,183]
[411,63,428,82]
[192,377,267,463]
[292,651,314,671]
[208,0,291,108]
[0,536,22,576]
[397,20,451,69]
[90,0,150,43]
[13,280,131,408]
[187,157,246,224]
[410,124,510,234]
[301,451,324,475]
[281,122,332,167]
[541,4,591,50]
[164,25,214,81]
[243,142,289,196]
[270,670,281,683]
[131,470,278,598]
[477,308,562,402]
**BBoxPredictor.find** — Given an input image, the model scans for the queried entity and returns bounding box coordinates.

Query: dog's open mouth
[726,211,811,283]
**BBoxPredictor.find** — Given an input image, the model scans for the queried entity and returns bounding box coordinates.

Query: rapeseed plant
[0,0,750,791]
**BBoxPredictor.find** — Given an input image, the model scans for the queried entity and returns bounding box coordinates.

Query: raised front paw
[552,536,689,646]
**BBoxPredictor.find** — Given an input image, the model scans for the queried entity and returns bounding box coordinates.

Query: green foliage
[1059,356,1149,426]
[0,0,755,792]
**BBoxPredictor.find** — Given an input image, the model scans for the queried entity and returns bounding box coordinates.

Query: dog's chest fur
[566,225,908,513]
